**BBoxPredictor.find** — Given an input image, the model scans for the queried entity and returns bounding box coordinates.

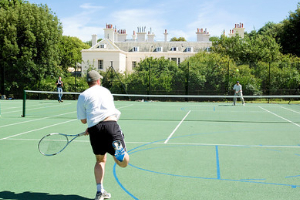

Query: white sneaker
[102,190,111,199]
[95,190,111,200]
[95,192,104,200]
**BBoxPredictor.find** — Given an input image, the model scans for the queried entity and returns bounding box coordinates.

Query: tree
[278,3,300,56]
[211,33,282,63]
[0,0,63,95]
[59,36,90,71]
[211,35,243,61]
[170,37,186,41]
[126,57,182,94]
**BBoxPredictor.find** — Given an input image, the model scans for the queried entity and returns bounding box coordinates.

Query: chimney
[164,29,168,42]
[132,31,136,40]
[196,28,210,42]
[137,26,146,42]
[147,27,155,42]
[92,34,97,46]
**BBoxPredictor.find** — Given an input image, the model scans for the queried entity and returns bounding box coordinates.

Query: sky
[29,0,300,42]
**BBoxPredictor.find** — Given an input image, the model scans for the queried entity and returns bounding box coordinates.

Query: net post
[22,90,26,117]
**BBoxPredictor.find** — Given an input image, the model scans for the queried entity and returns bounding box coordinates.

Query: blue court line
[128,163,300,188]
[215,145,221,179]
[114,133,300,199]
[113,163,139,200]
[286,175,300,178]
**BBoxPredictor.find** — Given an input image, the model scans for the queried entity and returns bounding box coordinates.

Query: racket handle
[78,132,86,136]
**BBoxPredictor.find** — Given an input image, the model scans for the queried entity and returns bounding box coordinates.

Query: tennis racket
[38,132,85,156]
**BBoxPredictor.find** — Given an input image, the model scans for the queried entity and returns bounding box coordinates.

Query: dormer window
[170,47,178,51]
[98,44,106,48]
[185,47,193,52]
[155,47,163,52]
[132,47,139,52]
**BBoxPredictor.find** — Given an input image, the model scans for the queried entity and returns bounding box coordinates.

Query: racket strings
[39,134,69,155]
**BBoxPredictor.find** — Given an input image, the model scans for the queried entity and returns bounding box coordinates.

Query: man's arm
[81,119,87,124]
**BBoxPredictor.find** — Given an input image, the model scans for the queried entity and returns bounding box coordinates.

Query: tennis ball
[236,69,239,72]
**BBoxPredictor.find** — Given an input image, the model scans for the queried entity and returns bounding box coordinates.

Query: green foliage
[212,33,281,63]
[0,0,63,95]
[58,35,90,71]
[125,57,182,94]
[170,37,186,41]
[278,3,300,56]
[180,52,231,94]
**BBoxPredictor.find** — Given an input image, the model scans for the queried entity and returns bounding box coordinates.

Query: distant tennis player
[77,70,129,200]
[233,81,245,106]
[56,77,63,102]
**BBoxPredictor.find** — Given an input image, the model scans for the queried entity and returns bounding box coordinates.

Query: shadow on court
[0,191,89,200]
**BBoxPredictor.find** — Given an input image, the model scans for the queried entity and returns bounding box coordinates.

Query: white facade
[81,24,214,75]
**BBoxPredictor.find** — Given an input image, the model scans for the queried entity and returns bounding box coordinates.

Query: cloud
[185,0,244,38]
[106,8,168,41]
[79,3,104,10]
[60,3,105,41]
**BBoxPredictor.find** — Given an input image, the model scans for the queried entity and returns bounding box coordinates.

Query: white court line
[117,104,134,109]
[0,104,132,137]
[0,119,76,141]
[4,138,300,149]
[164,110,191,144]
[259,106,300,128]
[280,106,300,114]
[2,103,72,114]
[161,142,300,148]
[0,111,76,129]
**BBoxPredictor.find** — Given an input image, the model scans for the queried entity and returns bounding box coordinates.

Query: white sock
[97,183,104,193]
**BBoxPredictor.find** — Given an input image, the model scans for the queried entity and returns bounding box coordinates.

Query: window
[171,58,177,62]
[185,47,193,52]
[98,44,106,48]
[155,47,163,52]
[98,60,103,70]
[132,47,139,52]
[132,61,137,68]
[170,47,178,51]
[170,58,180,65]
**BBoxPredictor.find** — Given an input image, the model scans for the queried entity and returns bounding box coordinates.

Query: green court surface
[0,99,300,200]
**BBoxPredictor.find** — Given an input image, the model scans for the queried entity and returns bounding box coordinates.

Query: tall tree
[279,3,300,56]
[59,36,90,71]
[0,0,62,95]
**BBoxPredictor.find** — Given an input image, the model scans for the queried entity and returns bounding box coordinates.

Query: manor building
[81,23,244,74]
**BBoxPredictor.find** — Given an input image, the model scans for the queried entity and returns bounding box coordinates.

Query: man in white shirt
[233,81,245,106]
[77,70,129,200]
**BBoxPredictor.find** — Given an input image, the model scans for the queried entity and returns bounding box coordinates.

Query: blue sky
[29,0,300,42]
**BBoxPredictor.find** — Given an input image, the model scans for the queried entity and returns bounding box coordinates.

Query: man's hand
[84,128,89,136]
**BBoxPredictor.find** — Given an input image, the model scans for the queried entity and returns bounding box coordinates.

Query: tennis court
[1,98,300,200]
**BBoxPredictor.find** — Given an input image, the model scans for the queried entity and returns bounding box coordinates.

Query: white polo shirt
[77,85,120,128]
[233,84,242,92]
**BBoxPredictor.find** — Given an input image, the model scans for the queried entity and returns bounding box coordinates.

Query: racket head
[38,133,69,156]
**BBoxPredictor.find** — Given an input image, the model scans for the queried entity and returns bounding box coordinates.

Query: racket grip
[78,132,86,136]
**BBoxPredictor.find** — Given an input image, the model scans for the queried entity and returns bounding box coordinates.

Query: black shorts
[88,121,126,156]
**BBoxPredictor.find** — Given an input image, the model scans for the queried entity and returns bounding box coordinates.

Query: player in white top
[77,70,129,200]
[233,81,245,106]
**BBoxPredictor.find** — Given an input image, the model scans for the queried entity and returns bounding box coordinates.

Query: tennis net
[22,90,300,119]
